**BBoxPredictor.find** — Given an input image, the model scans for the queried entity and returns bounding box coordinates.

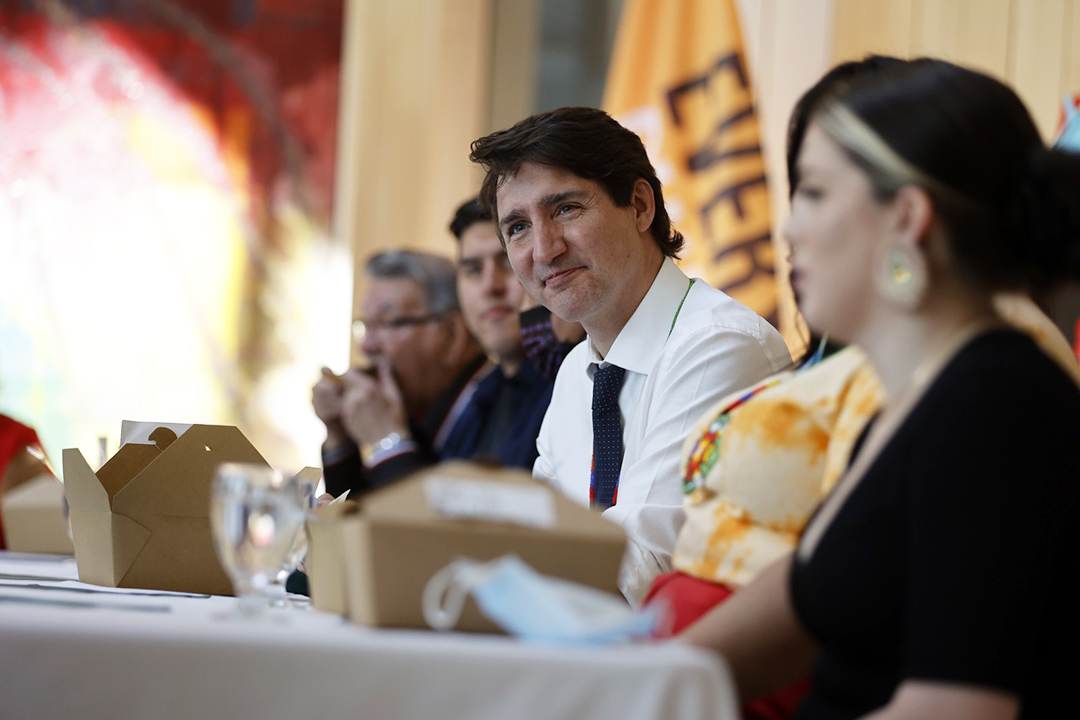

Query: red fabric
[0,415,44,550]
[0,415,39,471]
[643,569,736,635]
[1074,317,1080,362]
[643,571,810,720]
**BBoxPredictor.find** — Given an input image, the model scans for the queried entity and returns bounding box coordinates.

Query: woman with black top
[682,58,1080,720]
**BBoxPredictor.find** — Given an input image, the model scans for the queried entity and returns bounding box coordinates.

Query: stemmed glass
[210,463,306,617]
[266,475,318,608]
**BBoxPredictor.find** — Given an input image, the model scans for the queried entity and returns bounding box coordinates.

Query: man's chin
[489,343,528,370]
[544,298,585,325]
[481,332,519,355]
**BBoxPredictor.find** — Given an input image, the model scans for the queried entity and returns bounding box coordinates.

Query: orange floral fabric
[673,347,885,588]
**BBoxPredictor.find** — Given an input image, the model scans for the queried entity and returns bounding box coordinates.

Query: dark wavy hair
[783,57,917,362]
[469,106,684,258]
[785,55,916,197]
[448,198,492,241]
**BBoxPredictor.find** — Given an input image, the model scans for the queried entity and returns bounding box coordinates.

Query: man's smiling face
[495,162,660,339]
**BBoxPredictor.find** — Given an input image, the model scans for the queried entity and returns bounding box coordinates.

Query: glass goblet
[210,463,305,617]
[266,475,318,608]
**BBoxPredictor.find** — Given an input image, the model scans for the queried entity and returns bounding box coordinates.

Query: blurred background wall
[2,0,1077,473]
[0,0,352,474]
[340,0,1080,358]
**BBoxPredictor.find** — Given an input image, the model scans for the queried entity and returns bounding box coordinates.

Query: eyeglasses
[352,314,443,343]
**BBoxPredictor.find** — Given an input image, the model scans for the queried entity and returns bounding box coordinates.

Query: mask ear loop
[422,557,497,631]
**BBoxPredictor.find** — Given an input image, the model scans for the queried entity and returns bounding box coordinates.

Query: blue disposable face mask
[422,555,667,645]
[1054,95,1080,152]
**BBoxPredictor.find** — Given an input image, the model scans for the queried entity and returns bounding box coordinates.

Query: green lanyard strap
[669,278,695,337]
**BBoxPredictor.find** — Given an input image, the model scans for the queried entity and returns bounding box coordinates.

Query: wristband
[361,431,415,467]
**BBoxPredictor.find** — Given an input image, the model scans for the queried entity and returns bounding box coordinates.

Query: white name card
[424,477,556,529]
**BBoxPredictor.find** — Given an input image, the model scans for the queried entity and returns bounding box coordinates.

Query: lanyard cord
[669,279,695,337]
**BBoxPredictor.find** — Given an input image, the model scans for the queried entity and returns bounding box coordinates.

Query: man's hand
[340,361,410,446]
[312,367,352,449]
[312,367,345,424]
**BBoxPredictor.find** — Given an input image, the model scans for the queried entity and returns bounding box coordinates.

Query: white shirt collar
[585,258,692,375]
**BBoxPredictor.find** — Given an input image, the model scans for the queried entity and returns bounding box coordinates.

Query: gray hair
[365,250,460,315]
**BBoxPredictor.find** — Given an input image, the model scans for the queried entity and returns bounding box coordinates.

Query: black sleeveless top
[791,330,1080,719]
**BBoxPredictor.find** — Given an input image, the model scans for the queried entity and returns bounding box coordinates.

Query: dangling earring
[874,242,927,310]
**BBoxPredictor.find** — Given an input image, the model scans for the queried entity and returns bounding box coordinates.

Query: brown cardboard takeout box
[307,460,628,632]
[63,421,319,596]
[1,474,74,555]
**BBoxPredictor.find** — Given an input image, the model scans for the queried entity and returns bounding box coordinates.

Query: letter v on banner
[603,0,777,328]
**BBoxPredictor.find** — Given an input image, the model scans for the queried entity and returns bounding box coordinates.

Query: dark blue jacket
[440,359,552,470]
[322,357,552,497]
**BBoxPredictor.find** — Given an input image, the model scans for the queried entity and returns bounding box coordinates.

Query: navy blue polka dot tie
[591,363,626,510]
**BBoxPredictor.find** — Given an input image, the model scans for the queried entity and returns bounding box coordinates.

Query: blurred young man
[471,107,790,603]
[441,199,552,468]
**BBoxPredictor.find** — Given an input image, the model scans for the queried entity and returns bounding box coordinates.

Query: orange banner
[604,0,776,324]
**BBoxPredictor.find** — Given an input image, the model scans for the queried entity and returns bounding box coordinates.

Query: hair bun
[1014,146,1080,288]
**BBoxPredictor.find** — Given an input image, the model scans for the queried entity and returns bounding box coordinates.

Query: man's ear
[630,178,656,234]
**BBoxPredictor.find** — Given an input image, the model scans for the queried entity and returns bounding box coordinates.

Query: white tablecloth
[0,552,739,720]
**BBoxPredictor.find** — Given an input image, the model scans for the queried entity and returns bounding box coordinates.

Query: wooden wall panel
[1065,0,1080,128]
[334,0,1080,359]
[765,0,836,349]
[489,0,539,132]
[736,0,834,350]
[736,0,766,69]
[953,0,1011,78]
[912,0,962,60]
[335,0,494,363]
[911,0,1011,76]
[1008,0,1069,139]
[827,0,1075,140]
[429,1,496,238]
[833,0,915,62]
[744,0,1080,347]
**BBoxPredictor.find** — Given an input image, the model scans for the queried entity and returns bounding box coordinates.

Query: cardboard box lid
[64,445,147,513]
[113,425,266,518]
[64,425,267,518]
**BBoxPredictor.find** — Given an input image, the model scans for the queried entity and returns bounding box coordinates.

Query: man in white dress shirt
[469,107,790,604]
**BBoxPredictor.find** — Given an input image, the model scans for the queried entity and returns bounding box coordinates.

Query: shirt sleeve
[606,325,790,605]
[531,401,559,487]
[321,443,362,498]
[321,442,433,497]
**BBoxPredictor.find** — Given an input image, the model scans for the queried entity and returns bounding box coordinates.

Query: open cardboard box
[63,421,319,596]
[307,460,628,632]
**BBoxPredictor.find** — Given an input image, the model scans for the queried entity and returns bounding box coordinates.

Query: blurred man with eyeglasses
[312,250,488,497]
